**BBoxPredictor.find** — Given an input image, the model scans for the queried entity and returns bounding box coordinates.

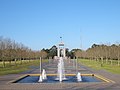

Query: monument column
[57,47,60,57]
[63,48,66,57]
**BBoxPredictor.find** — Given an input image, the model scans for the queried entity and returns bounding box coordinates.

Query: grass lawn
[0,59,48,76]
[78,59,120,74]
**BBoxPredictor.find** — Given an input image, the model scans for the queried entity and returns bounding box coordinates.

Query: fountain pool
[12,74,110,83]
[12,57,112,84]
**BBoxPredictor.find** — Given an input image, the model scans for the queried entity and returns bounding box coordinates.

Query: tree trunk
[106,58,108,64]
[111,60,113,65]
[101,57,103,67]
[29,58,30,62]
[9,60,11,66]
[15,59,17,66]
[3,60,5,68]
[97,58,98,62]
[20,58,22,64]
[118,58,120,66]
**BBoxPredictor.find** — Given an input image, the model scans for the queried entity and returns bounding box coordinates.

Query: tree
[74,50,83,59]
[48,45,57,58]
[40,50,47,59]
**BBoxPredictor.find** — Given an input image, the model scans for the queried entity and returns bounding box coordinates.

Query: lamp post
[40,57,42,74]
[76,58,78,73]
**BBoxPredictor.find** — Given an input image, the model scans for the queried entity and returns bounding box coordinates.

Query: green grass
[0,59,48,76]
[78,59,120,74]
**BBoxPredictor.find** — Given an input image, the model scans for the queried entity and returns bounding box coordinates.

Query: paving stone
[0,59,120,90]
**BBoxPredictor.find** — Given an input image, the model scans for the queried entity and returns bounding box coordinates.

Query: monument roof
[58,42,64,46]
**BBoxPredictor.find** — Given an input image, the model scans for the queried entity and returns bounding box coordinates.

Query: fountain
[38,69,47,82]
[76,72,82,82]
[38,75,43,82]
[56,57,66,82]
[42,69,47,80]
[13,41,109,83]
[38,41,67,83]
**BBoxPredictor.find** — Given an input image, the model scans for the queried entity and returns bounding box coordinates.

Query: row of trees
[41,44,120,62]
[0,36,47,67]
[74,44,120,66]
[1,36,120,67]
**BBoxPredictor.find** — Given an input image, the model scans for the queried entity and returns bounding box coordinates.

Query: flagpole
[60,37,62,42]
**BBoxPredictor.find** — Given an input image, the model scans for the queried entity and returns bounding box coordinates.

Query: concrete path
[0,59,120,90]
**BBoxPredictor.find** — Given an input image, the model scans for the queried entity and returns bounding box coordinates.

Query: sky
[0,0,120,50]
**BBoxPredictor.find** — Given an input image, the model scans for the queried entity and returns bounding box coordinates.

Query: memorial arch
[57,42,66,57]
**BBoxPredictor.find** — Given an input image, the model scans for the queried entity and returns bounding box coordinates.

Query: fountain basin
[12,74,112,83]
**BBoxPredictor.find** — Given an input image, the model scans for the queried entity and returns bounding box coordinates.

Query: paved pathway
[0,59,120,90]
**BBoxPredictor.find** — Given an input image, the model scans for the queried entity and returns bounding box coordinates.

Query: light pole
[76,58,78,73]
[40,57,42,74]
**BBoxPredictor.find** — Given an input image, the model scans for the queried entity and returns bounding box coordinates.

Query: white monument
[57,42,66,58]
